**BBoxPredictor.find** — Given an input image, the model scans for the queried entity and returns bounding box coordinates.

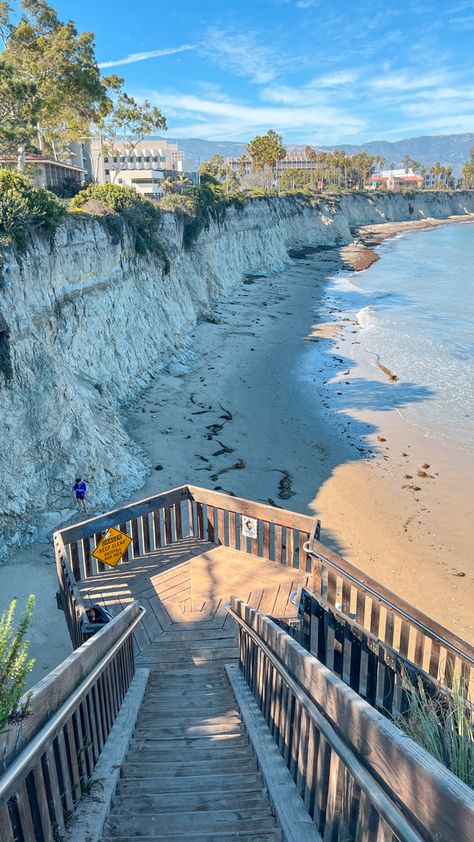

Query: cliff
[1,190,473,555]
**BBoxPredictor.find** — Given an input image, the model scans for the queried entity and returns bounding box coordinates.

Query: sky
[30,1,474,144]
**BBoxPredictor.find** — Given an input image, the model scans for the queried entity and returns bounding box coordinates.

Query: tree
[430,161,444,189]
[401,154,421,174]
[247,130,286,187]
[162,177,176,194]
[0,596,35,733]
[279,168,312,192]
[175,174,192,193]
[461,148,474,188]
[1,0,114,167]
[0,54,39,169]
[97,91,167,182]
[199,154,227,181]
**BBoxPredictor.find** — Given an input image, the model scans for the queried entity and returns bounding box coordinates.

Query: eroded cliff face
[1,191,473,554]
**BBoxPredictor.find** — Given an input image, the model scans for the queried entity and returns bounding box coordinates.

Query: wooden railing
[305,535,474,694]
[295,589,444,717]
[0,603,143,842]
[56,486,320,635]
[56,483,472,698]
[229,598,474,842]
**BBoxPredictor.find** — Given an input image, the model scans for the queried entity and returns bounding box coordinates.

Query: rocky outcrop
[1,191,473,554]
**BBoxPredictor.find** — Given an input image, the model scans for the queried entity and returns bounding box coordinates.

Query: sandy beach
[123,213,474,642]
[3,212,473,683]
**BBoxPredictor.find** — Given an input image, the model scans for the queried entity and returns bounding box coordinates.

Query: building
[0,154,87,191]
[114,168,164,198]
[370,169,423,190]
[91,138,186,184]
[226,152,320,174]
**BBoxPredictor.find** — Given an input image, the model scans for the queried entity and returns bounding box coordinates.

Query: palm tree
[176,174,192,193]
[162,177,176,194]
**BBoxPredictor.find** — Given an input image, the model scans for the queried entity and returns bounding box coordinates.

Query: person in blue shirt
[73,478,88,512]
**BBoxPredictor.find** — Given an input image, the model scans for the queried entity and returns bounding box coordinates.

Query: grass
[395,669,473,788]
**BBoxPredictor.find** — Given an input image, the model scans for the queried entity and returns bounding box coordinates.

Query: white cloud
[142,90,366,142]
[98,45,195,69]
[368,70,451,92]
[202,29,282,84]
[310,70,359,88]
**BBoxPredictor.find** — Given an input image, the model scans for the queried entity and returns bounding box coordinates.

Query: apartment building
[91,138,186,183]
[226,152,320,174]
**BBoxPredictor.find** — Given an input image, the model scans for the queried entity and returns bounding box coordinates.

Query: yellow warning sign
[92,527,132,568]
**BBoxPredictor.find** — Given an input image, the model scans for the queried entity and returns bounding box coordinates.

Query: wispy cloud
[202,29,282,84]
[368,70,451,92]
[98,45,195,69]
[142,90,366,142]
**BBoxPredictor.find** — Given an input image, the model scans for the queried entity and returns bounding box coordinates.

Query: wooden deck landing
[79,536,309,663]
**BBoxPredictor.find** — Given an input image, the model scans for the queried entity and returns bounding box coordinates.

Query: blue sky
[41,1,474,143]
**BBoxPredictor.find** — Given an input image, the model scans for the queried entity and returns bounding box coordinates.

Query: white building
[114,168,164,198]
[91,138,186,184]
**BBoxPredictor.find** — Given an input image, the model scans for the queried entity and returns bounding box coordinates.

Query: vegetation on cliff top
[70,182,165,259]
[0,169,64,250]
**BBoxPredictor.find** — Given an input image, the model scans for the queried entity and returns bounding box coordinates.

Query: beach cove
[2,198,474,685]
[124,214,474,643]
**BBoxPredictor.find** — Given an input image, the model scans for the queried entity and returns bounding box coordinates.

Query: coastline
[3,210,473,683]
[122,211,474,642]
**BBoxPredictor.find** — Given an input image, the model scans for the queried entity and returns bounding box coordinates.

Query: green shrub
[158,192,197,215]
[70,183,166,261]
[394,669,473,788]
[0,596,35,733]
[0,170,65,251]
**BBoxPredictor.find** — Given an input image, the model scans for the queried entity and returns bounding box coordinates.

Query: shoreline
[2,211,473,682]
[122,211,473,641]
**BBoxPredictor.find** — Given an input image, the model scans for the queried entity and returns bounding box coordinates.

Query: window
[113,157,118,163]
[153,156,158,162]
[105,169,109,175]
[144,156,150,162]
[136,157,142,162]
[104,156,109,163]
[120,156,126,162]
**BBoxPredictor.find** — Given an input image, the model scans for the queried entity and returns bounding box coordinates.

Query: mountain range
[160,133,474,175]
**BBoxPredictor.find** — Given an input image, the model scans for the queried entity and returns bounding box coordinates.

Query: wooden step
[102,831,282,842]
[116,772,263,795]
[131,721,243,740]
[103,809,276,837]
[110,791,269,815]
[136,710,238,725]
[122,755,258,777]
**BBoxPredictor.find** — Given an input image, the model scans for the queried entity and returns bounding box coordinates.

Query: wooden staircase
[102,655,282,840]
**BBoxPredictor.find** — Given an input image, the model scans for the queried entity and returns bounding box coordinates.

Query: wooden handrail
[230,598,474,842]
[228,603,422,842]
[0,602,144,839]
[187,485,316,533]
[59,485,191,544]
[0,604,143,802]
[305,538,474,666]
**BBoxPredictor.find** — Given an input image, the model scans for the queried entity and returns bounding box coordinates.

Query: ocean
[327,222,474,452]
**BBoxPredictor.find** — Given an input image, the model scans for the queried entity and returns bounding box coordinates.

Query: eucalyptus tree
[97,90,167,182]
[0,54,39,168]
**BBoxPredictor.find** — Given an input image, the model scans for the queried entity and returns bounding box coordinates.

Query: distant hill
[157,133,474,175]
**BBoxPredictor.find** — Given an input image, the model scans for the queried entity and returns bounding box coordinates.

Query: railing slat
[0,804,14,842]
[16,779,36,841]
[32,760,54,842]
[44,743,66,836]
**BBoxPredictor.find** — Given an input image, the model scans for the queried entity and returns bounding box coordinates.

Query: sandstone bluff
[1,191,473,556]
